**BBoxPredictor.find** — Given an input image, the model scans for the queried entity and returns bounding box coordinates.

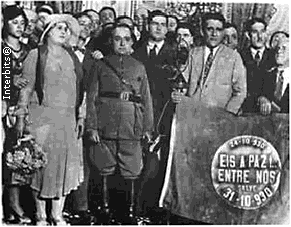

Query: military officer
[85,23,154,224]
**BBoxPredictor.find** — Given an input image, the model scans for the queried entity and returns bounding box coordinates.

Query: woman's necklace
[4,39,22,53]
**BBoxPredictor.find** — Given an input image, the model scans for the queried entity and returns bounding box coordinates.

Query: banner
[160,98,289,224]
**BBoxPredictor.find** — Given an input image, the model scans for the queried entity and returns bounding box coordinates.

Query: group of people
[1,2,289,226]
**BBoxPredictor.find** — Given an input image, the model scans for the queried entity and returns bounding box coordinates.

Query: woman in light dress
[16,14,85,225]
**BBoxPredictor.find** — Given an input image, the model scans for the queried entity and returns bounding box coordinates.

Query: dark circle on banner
[211,135,281,210]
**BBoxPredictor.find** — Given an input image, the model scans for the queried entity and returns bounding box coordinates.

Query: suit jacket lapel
[187,47,204,96]
[260,48,270,66]
[245,48,255,65]
[283,84,289,99]
[157,42,168,58]
[133,42,149,63]
[141,43,149,61]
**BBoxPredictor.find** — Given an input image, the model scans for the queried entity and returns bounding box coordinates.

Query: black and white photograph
[0,0,289,225]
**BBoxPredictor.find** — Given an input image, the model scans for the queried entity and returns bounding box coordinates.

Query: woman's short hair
[2,5,28,38]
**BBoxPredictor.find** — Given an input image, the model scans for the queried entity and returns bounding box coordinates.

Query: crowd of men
[1,2,289,226]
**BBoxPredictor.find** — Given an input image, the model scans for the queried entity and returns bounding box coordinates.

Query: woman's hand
[171,90,188,104]
[143,131,152,143]
[1,100,7,118]
[87,129,100,144]
[75,118,85,139]
[15,117,25,138]
[13,74,29,89]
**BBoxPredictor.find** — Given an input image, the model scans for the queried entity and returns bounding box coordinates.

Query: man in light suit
[172,12,247,115]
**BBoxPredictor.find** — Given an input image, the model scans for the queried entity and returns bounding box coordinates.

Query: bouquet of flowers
[5,134,48,176]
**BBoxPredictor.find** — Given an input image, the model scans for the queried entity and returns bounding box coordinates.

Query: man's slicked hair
[176,22,195,36]
[202,12,226,30]
[269,30,289,48]
[245,17,267,33]
[99,6,117,20]
[148,10,168,25]
[225,22,238,32]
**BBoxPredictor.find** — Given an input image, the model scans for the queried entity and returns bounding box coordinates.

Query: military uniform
[86,54,154,179]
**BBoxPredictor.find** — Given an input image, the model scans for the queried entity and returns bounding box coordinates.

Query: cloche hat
[39,14,80,46]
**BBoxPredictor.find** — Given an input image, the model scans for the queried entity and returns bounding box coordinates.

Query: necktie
[274,69,284,101]
[254,50,261,66]
[149,44,157,59]
[202,48,214,85]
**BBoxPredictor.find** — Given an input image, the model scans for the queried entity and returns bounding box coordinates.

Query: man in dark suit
[132,10,177,221]
[133,10,176,129]
[240,18,275,113]
[258,32,289,114]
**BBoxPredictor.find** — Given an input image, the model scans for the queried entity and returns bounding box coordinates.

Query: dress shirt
[203,45,220,71]
[277,67,289,96]
[250,46,265,61]
[20,37,29,45]
[147,39,165,56]
[74,37,91,63]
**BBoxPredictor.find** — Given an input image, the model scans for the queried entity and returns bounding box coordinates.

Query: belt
[99,91,142,103]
